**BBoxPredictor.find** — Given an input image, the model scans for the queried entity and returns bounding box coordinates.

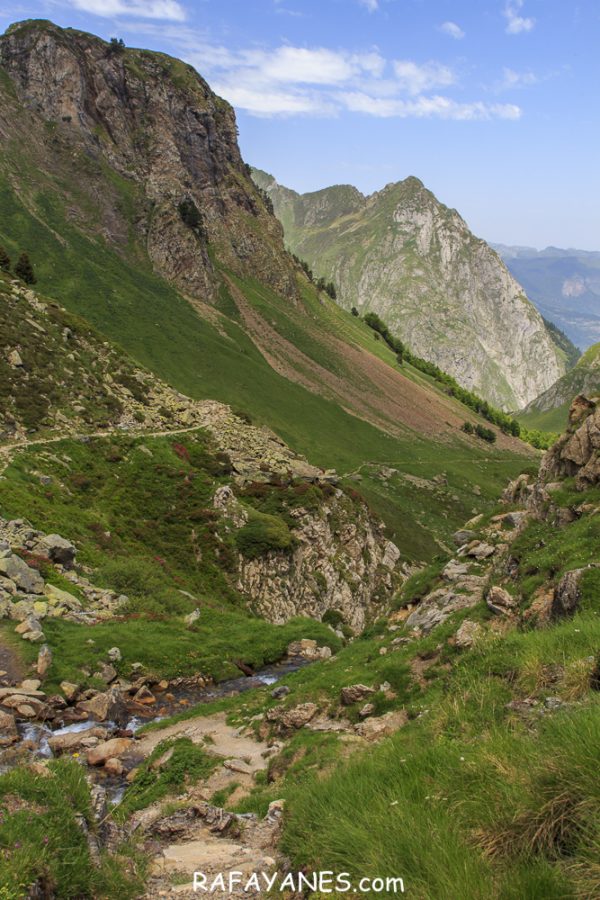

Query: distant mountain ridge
[520,341,600,432]
[253,168,566,411]
[493,244,600,350]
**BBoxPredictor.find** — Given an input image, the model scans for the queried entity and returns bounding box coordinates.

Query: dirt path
[128,713,281,898]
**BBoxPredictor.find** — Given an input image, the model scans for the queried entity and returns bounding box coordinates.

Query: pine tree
[0,246,9,273]
[14,252,37,285]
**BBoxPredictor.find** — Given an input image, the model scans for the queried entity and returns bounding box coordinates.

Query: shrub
[0,246,9,272]
[14,252,36,285]
[235,512,294,559]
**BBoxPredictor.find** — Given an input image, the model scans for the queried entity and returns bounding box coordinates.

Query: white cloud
[341,92,521,120]
[439,21,465,40]
[71,0,187,20]
[358,0,379,11]
[122,25,524,123]
[498,67,538,89]
[503,0,535,34]
[392,60,455,95]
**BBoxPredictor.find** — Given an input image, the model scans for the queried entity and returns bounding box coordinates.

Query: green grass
[114,737,219,820]
[0,759,144,898]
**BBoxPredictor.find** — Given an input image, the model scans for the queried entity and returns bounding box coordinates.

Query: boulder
[87,737,132,766]
[104,757,124,776]
[77,689,120,722]
[466,541,496,560]
[453,529,476,546]
[340,684,376,706]
[271,685,290,700]
[44,584,81,610]
[551,569,585,619]
[60,681,80,702]
[107,647,122,662]
[35,534,76,568]
[133,685,156,705]
[355,710,408,741]
[48,727,108,754]
[454,619,482,649]
[93,663,117,685]
[486,586,517,616]
[266,702,318,731]
[0,555,44,594]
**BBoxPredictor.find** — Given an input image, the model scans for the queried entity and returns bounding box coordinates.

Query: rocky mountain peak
[0,20,297,302]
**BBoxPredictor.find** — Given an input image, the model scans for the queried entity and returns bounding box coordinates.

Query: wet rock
[87,737,132,766]
[60,681,79,702]
[48,727,108,754]
[104,757,124,776]
[77,688,120,722]
[340,684,375,706]
[134,685,156,705]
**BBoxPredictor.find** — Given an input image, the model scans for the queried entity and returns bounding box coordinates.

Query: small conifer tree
[0,246,10,272]
[14,252,37,285]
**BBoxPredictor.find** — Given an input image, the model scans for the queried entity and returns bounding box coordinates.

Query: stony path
[127,713,281,899]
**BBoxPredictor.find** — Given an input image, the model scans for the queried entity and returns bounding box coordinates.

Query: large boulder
[551,570,585,619]
[0,555,44,594]
[486,586,517,617]
[87,737,132,766]
[34,534,76,568]
[539,396,600,489]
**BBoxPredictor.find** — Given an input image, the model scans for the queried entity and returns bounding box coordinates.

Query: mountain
[0,19,533,565]
[1,21,599,900]
[252,169,566,411]
[519,341,600,432]
[493,243,600,350]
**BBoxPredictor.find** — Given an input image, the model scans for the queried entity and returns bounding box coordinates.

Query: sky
[0,1,598,249]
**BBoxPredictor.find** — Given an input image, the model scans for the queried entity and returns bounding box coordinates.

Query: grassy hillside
[519,342,600,433]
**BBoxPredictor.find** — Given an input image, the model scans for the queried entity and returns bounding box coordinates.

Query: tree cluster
[0,247,37,284]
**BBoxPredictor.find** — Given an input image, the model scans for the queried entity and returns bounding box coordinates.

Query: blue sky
[0,0,598,249]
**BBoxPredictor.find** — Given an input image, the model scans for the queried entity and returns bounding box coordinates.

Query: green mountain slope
[520,342,600,432]
[0,20,533,562]
[252,168,566,411]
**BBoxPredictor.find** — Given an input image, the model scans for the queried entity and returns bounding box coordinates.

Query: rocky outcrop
[0,21,296,303]
[253,169,564,410]
[522,344,600,421]
[229,488,400,631]
[539,395,600,489]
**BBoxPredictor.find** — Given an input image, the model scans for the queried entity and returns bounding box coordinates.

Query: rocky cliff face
[0,20,296,302]
[254,169,566,411]
[522,343,600,421]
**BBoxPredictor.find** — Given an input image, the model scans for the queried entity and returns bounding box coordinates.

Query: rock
[77,689,119,722]
[35,534,76,568]
[184,608,201,626]
[223,758,254,775]
[60,681,80,702]
[539,395,600,489]
[551,569,585,619]
[355,709,408,741]
[453,529,476,546]
[36,645,53,677]
[87,737,132,766]
[271,685,290,700]
[442,560,469,581]
[104,758,124,776]
[48,727,108,754]
[20,679,41,692]
[454,619,482,649]
[544,696,563,711]
[381,541,401,570]
[340,684,376,706]
[14,616,40,634]
[266,702,318,731]
[265,799,285,821]
[486,586,517,616]
[133,685,156,705]
[358,702,375,718]
[23,628,45,643]
[107,647,122,662]
[94,663,117,684]
[0,711,18,746]
[466,541,496,560]
[44,584,81,610]
[405,582,484,634]
[0,555,44,594]
[8,349,23,367]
